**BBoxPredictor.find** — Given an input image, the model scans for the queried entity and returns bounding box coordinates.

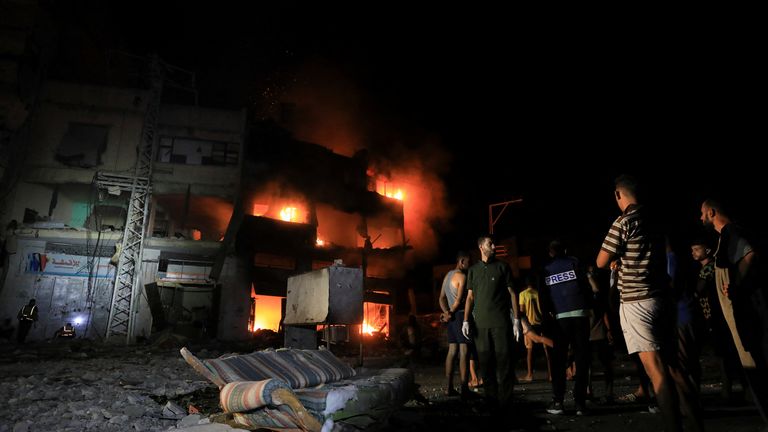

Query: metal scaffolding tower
[102,55,163,342]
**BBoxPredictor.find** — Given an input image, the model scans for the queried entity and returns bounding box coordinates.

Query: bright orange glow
[252,204,268,216]
[316,237,325,246]
[374,179,405,201]
[249,293,283,332]
[362,321,377,335]
[280,207,298,222]
[363,302,389,336]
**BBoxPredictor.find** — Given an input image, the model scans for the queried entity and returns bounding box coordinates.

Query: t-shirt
[467,258,513,328]
[519,287,543,326]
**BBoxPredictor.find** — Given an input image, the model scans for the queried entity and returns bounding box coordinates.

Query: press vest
[543,256,589,316]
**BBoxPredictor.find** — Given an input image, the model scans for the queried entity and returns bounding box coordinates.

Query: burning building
[234,122,412,342]
[0,84,412,343]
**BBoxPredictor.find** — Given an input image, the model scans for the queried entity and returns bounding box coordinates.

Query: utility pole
[100,55,163,343]
[488,198,523,235]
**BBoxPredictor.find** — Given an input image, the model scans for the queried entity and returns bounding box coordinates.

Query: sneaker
[575,404,588,416]
[546,401,565,415]
[647,404,660,414]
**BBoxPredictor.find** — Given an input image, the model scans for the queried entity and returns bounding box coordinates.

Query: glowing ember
[316,238,325,246]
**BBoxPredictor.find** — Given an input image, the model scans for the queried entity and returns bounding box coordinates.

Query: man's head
[700,198,730,231]
[548,240,565,257]
[477,235,495,259]
[456,250,470,270]
[28,299,35,306]
[614,174,640,210]
[690,238,712,262]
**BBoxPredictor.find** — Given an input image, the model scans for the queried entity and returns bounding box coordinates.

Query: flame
[249,293,282,332]
[316,237,325,246]
[280,207,298,222]
[362,302,389,336]
[374,180,405,201]
[362,321,377,335]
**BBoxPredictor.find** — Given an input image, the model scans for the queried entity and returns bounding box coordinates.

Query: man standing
[463,235,527,415]
[596,175,697,432]
[541,240,592,416]
[439,250,473,396]
[16,298,38,343]
[701,198,768,425]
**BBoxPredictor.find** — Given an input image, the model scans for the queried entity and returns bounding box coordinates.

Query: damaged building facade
[0,78,248,342]
[0,75,407,345]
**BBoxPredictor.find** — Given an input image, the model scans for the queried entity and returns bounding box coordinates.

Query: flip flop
[616,393,644,403]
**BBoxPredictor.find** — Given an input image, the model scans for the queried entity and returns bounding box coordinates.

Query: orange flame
[374,180,405,201]
[362,321,377,335]
[280,207,299,222]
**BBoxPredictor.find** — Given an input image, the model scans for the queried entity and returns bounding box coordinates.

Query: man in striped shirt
[596,175,698,432]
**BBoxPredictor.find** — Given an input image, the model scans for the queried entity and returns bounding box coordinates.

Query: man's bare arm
[596,249,614,269]
[464,290,474,322]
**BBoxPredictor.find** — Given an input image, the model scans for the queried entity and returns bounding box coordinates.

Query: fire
[252,204,268,216]
[248,291,282,332]
[316,237,325,246]
[362,302,389,336]
[362,321,377,335]
[374,180,405,201]
[279,207,299,222]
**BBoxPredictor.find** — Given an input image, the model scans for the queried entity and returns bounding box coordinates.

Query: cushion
[220,379,292,413]
[203,348,356,389]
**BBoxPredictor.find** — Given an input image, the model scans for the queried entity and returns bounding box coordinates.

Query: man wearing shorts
[440,250,473,396]
[597,175,700,432]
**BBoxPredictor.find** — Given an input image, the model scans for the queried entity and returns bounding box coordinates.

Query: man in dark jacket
[540,240,592,416]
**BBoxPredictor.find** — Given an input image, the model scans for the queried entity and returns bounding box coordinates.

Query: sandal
[616,393,644,403]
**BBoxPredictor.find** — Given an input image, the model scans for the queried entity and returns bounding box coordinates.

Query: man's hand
[461,321,470,339]
[513,318,522,342]
[722,282,730,297]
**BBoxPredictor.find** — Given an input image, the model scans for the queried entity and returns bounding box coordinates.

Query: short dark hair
[615,174,640,200]
[456,250,470,260]
[703,197,729,218]
[477,235,493,247]
[549,239,565,256]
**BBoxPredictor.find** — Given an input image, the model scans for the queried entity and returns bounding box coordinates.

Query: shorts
[447,309,471,344]
[524,324,543,349]
[619,298,664,354]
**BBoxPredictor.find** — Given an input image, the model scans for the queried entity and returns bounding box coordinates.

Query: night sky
[47,3,763,265]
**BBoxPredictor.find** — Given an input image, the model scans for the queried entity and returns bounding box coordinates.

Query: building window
[56,123,109,168]
[157,137,238,166]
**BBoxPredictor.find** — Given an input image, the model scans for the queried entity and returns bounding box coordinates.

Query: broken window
[55,123,109,168]
[157,136,239,166]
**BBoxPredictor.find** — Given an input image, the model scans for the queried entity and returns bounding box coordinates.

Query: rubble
[0,344,218,431]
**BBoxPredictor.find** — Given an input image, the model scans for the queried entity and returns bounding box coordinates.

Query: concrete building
[0,79,247,342]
